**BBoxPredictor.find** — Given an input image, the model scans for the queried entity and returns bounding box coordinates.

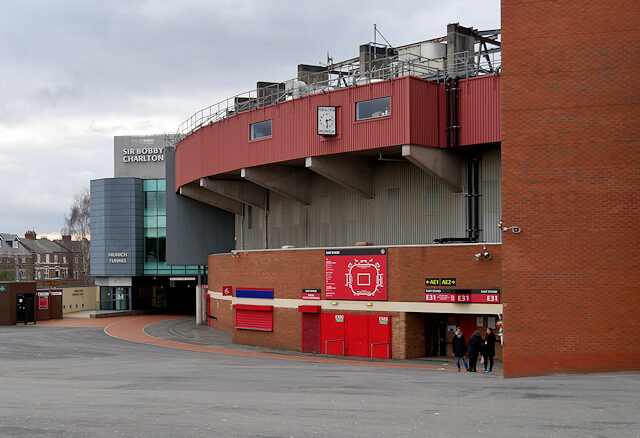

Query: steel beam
[179,183,243,215]
[402,144,463,192]
[200,178,265,209]
[241,166,311,205]
[305,155,374,199]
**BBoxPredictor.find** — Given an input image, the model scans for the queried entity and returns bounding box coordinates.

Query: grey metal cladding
[165,148,235,266]
[90,178,143,276]
[114,135,172,179]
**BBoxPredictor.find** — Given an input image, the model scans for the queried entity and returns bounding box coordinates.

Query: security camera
[483,252,492,260]
[474,253,482,261]
[512,226,521,234]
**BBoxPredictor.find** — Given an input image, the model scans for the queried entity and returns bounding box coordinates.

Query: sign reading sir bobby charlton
[325,248,387,300]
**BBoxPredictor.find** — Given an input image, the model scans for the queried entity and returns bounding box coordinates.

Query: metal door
[17,293,35,324]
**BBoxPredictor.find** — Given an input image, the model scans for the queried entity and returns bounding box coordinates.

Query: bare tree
[62,187,91,284]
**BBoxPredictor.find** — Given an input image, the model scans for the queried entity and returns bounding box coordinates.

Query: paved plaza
[0,315,638,437]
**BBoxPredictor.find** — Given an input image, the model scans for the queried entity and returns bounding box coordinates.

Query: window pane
[145,228,158,238]
[143,180,157,191]
[159,237,166,262]
[356,97,390,120]
[250,120,272,140]
[157,216,166,227]
[144,216,157,227]
[145,191,157,216]
[157,179,166,191]
[145,237,158,263]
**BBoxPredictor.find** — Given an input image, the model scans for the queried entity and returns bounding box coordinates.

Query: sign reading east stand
[425,289,500,304]
[325,248,387,301]
[302,289,321,300]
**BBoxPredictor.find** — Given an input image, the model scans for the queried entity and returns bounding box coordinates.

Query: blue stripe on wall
[235,289,274,299]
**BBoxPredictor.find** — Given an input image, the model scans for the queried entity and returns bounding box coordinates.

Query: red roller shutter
[302,313,321,353]
[234,304,273,331]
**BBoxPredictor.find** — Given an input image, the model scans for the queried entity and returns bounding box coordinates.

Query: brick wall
[501,0,640,376]
[208,245,502,358]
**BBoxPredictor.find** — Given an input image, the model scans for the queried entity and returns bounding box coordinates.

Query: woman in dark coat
[482,327,497,372]
[467,329,483,372]
[451,327,468,372]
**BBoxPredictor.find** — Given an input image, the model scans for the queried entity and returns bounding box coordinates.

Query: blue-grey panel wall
[90,178,144,276]
[165,148,235,265]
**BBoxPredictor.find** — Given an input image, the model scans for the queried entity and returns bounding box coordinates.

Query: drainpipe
[445,78,451,147]
[452,78,459,148]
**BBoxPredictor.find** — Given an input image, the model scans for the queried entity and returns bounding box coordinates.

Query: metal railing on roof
[173,50,501,145]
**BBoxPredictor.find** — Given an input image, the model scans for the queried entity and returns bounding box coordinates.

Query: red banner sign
[424,289,500,304]
[39,296,49,310]
[222,285,232,296]
[325,248,387,301]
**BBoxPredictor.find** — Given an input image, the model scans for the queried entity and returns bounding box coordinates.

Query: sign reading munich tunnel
[325,248,387,301]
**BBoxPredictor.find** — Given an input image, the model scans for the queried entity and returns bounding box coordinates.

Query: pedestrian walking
[482,327,497,373]
[451,327,468,372]
[467,329,483,372]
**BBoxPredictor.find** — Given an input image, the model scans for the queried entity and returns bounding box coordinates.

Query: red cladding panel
[457,76,501,146]
[175,76,501,189]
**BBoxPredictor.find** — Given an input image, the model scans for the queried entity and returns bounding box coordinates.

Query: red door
[459,315,477,344]
[368,315,391,359]
[321,313,345,355]
[345,314,369,357]
[302,313,320,353]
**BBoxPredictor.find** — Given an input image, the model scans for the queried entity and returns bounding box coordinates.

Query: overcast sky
[0,0,500,238]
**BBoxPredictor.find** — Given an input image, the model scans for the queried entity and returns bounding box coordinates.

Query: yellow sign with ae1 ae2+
[425,278,456,287]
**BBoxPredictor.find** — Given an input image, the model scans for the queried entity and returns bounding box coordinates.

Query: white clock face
[317,106,336,136]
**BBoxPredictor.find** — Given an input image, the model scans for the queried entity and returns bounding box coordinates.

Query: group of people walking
[451,327,497,372]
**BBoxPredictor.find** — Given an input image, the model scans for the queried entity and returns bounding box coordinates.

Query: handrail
[172,49,501,145]
[370,342,390,360]
[324,339,345,357]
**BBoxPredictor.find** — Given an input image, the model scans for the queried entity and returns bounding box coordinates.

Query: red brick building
[170,7,639,376]
[500,0,640,376]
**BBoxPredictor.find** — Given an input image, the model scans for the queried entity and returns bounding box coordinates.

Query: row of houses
[0,232,89,286]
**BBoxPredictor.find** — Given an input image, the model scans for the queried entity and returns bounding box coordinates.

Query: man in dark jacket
[482,327,497,372]
[452,327,468,372]
[467,329,483,372]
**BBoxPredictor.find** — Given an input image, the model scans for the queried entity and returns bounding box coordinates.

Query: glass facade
[143,179,201,275]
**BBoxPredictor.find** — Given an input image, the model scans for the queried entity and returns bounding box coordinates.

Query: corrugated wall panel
[234,145,501,248]
[176,78,417,190]
[175,75,501,190]
[481,144,502,243]
[458,75,501,146]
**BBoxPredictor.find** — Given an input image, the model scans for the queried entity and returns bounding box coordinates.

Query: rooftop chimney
[25,230,37,240]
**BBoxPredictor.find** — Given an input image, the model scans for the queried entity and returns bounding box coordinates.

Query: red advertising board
[424,289,500,304]
[325,248,387,301]
[38,296,49,310]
